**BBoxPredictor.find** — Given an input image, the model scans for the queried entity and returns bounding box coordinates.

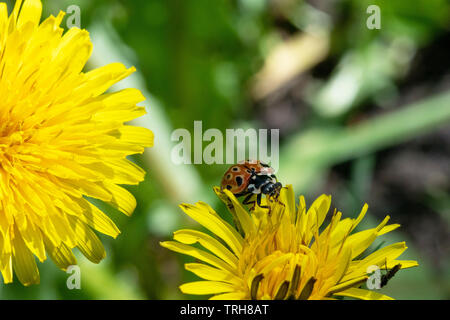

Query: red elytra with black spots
[220,160,276,196]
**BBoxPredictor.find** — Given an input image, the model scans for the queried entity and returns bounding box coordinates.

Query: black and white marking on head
[247,184,261,194]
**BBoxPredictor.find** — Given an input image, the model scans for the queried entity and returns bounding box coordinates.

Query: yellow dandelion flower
[161,185,418,300]
[0,0,153,285]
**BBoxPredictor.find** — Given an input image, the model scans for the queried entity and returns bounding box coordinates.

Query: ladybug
[220,160,282,208]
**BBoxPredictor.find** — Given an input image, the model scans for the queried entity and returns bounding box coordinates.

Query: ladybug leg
[242,193,255,205]
[256,193,262,207]
[244,193,270,210]
[267,183,285,207]
[242,193,270,210]
[242,193,257,211]
[256,193,271,209]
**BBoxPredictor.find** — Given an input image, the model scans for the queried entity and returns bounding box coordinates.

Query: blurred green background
[0,0,449,299]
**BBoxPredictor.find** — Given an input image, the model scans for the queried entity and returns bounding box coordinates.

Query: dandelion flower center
[0,0,153,286]
[162,186,418,300]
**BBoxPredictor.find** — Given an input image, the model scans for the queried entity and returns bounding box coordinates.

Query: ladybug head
[261,181,282,198]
